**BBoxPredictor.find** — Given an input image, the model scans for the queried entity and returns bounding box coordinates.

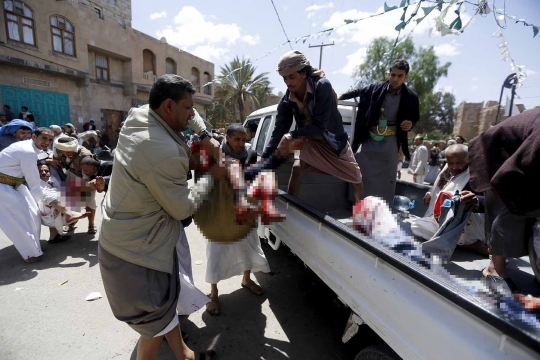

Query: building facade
[0,0,214,142]
[452,100,525,140]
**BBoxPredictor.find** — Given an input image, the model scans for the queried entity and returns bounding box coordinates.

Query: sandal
[87,226,98,235]
[196,350,217,360]
[241,280,264,296]
[206,299,221,316]
[49,234,71,244]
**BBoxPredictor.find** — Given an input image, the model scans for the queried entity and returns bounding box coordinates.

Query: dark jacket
[88,160,113,192]
[262,76,347,159]
[340,80,420,159]
[469,107,540,216]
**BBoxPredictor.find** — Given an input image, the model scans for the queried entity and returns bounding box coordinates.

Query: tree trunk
[237,94,246,123]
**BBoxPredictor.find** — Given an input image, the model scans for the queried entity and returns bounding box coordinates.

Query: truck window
[255,115,272,156]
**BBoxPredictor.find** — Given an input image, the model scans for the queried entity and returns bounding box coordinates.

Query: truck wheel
[354,344,401,360]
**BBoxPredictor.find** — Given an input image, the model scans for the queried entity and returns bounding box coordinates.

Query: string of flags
[200,0,538,90]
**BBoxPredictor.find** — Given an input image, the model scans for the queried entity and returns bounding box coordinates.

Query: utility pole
[309,42,335,69]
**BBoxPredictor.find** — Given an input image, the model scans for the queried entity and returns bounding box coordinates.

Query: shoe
[49,234,71,244]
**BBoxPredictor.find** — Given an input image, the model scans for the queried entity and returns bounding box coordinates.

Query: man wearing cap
[261,50,364,200]
[0,119,34,152]
[83,119,96,131]
[48,137,97,234]
[0,127,89,262]
[339,59,419,206]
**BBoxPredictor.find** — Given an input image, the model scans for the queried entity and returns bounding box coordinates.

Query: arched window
[142,49,156,75]
[165,58,176,74]
[4,0,35,45]
[50,15,75,56]
[191,67,200,91]
[203,72,212,95]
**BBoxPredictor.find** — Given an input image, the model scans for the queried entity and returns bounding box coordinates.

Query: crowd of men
[1,50,539,359]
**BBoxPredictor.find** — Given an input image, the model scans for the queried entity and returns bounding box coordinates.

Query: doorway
[104,110,123,148]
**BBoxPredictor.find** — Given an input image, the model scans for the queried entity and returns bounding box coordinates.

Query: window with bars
[203,72,212,95]
[93,7,101,19]
[50,15,75,56]
[95,54,109,81]
[191,67,200,92]
[3,0,35,45]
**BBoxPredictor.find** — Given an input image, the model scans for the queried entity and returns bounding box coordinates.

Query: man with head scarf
[49,125,68,151]
[49,137,97,234]
[0,127,89,262]
[260,50,363,200]
[0,119,34,152]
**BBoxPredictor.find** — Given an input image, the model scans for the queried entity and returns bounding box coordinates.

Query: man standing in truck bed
[339,59,419,206]
[261,50,364,201]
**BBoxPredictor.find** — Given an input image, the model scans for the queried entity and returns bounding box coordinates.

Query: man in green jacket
[98,75,220,360]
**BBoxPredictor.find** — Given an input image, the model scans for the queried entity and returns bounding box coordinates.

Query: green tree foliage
[213,56,272,123]
[352,37,454,136]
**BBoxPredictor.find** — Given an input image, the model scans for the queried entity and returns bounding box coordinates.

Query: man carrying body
[0,128,88,262]
[48,137,97,233]
[99,75,219,360]
[0,119,34,152]
[339,59,419,205]
[261,50,363,200]
[408,135,429,184]
[411,144,487,255]
[205,124,270,316]
[468,108,540,291]
[80,157,112,193]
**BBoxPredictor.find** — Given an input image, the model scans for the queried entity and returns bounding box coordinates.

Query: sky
[131,0,540,109]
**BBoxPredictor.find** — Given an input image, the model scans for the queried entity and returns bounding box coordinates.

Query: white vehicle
[244,103,540,359]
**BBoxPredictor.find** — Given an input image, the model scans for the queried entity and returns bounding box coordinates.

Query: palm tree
[252,84,274,109]
[215,56,272,122]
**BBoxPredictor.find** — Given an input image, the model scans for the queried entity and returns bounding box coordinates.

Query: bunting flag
[493,27,526,87]
[201,0,538,90]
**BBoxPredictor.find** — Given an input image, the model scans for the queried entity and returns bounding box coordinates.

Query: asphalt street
[0,186,387,360]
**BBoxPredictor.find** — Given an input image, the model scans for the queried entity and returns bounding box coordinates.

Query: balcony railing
[143,71,156,81]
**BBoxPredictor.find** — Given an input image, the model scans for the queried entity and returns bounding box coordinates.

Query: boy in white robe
[205,124,271,315]
[0,128,89,263]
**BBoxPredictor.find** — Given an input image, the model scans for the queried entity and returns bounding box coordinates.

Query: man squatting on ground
[0,128,89,263]
[98,75,221,360]
[339,59,419,206]
[260,50,364,201]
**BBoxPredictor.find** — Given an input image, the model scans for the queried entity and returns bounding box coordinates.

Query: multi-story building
[452,100,525,140]
[0,0,214,142]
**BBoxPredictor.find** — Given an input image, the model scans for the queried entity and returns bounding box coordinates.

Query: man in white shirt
[408,135,429,184]
[0,127,89,263]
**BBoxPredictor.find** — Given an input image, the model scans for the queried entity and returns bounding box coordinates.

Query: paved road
[0,188,392,360]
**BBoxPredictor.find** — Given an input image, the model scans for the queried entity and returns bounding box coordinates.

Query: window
[117,17,124,28]
[165,58,176,74]
[95,54,109,81]
[4,0,35,45]
[203,72,211,95]
[93,7,101,19]
[142,49,156,74]
[50,15,75,56]
[191,67,200,91]
[256,115,272,156]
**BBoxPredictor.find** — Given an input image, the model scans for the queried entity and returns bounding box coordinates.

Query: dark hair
[245,122,258,133]
[149,75,196,110]
[390,59,410,74]
[80,157,100,167]
[26,114,35,122]
[456,135,466,142]
[4,105,10,110]
[21,106,28,111]
[298,65,313,78]
[226,123,246,136]
[37,160,49,167]
[34,127,54,136]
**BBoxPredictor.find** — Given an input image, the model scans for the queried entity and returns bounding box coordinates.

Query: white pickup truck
[243,103,540,360]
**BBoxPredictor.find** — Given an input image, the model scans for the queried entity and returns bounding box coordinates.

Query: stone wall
[0,0,214,131]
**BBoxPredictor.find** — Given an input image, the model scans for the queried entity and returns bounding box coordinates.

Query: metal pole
[508,84,516,118]
[309,42,335,69]
[495,84,505,125]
